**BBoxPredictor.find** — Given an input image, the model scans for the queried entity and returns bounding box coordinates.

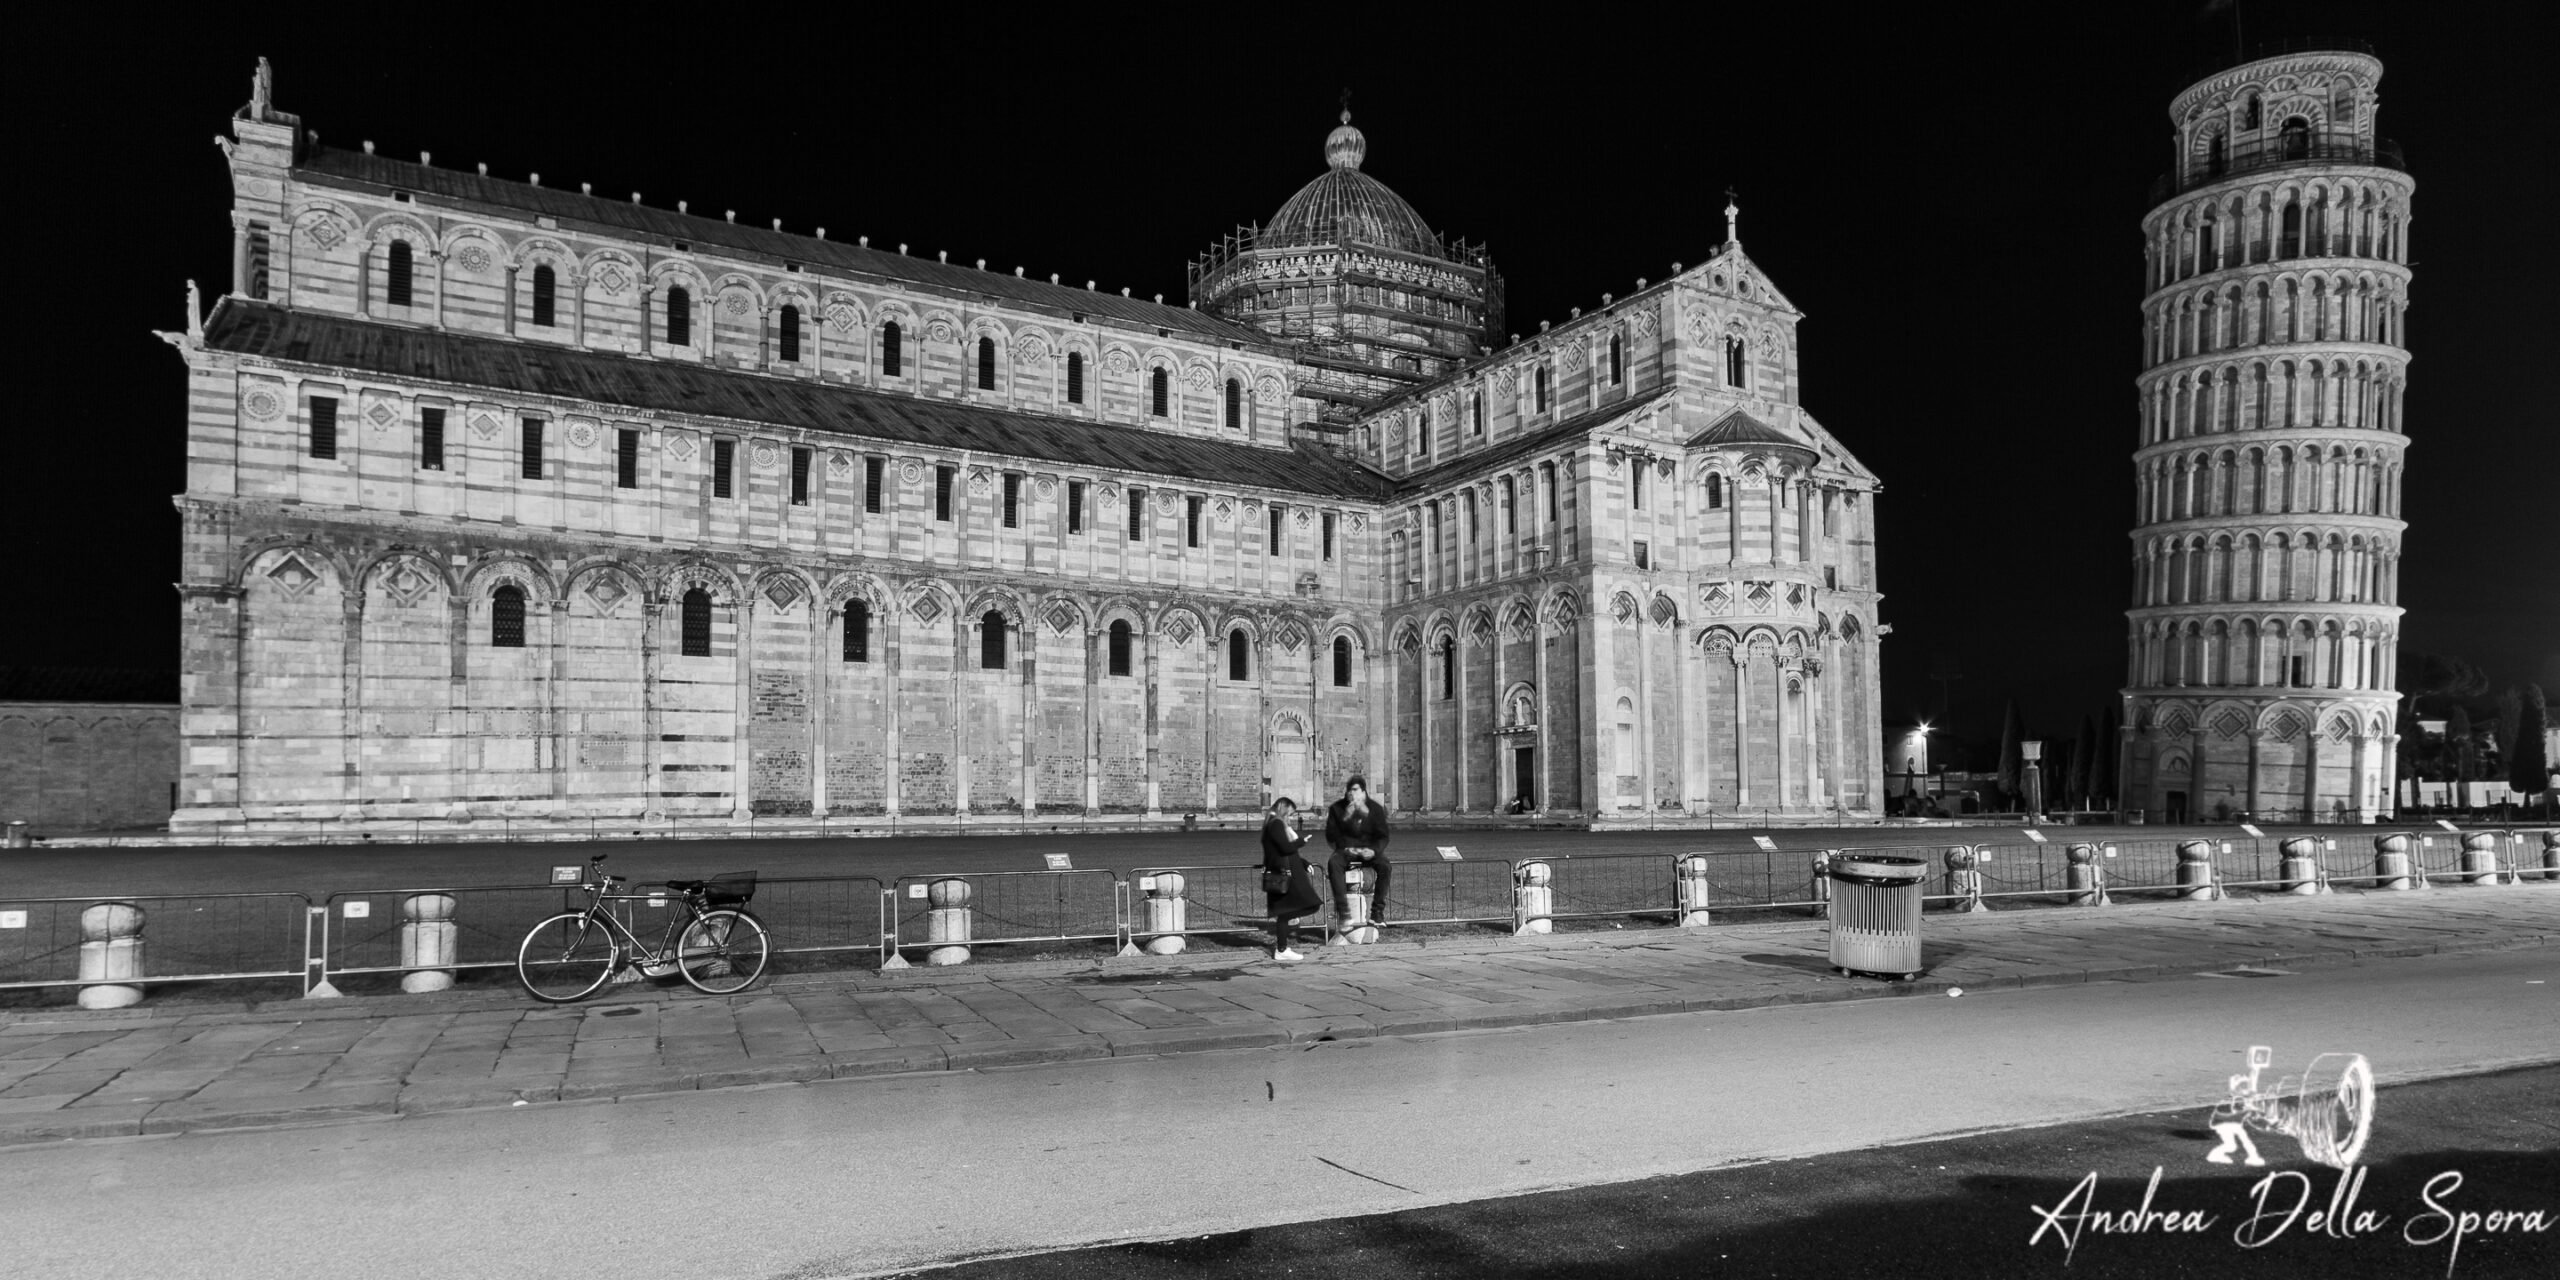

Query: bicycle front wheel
[518,913,620,1003]
[676,909,770,994]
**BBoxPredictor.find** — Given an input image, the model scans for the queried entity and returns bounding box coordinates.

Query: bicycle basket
[702,871,757,906]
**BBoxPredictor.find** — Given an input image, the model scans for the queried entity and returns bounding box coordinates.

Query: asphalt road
[4,946,2551,1278]
[8,821,2400,900]
[944,1065,2560,1279]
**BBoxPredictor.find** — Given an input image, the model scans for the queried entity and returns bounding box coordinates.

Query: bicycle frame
[558,880,720,969]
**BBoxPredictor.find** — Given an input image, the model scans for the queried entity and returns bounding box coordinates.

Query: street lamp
[2021,739,2045,823]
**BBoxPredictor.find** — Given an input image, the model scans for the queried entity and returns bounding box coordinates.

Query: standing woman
[1261,797,1322,961]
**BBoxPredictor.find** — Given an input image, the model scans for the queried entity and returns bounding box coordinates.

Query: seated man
[1324,775,1393,925]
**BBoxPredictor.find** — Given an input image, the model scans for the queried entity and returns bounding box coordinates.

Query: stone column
[1532,606,1551,813]
[1020,613,1038,818]
[1492,614,1509,812]
[2243,728,2263,818]
[1633,610,1655,813]
[639,600,663,820]
[2378,732,2399,817]
[1143,623,1161,816]
[355,243,372,320]
[1083,623,1100,815]
[2302,731,2322,823]
[1579,601,1607,816]
[2349,732,2372,822]
[1374,641,1396,809]
[339,586,363,815]
[547,597,568,809]
[1419,640,1436,812]
[569,268,587,348]
[953,612,971,817]
[733,592,756,821]
[1732,650,1752,808]
[1775,663,1794,811]
[1455,629,1470,814]
[882,597,902,818]
[811,601,830,816]
[502,265,516,336]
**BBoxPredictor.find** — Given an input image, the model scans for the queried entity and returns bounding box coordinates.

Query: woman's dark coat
[1261,816,1323,918]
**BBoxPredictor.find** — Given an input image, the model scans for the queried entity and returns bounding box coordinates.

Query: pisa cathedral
[2122,46,2411,823]
[167,64,1884,831]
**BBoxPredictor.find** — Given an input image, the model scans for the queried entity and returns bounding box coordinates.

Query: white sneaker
[1274,948,1303,961]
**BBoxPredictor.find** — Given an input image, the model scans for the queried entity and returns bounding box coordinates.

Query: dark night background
[6,3,2550,766]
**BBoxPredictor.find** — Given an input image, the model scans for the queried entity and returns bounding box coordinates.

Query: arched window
[665,286,692,348]
[490,584,526,648]
[681,587,712,657]
[1066,351,1084,403]
[1225,378,1242,430]
[1614,697,1636,776]
[2206,132,2227,177]
[881,321,902,377]
[2243,94,2261,130]
[979,610,1007,670]
[977,336,996,390]
[1439,640,1456,700]
[843,599,869,663]
[531,264,556,328]
[2279,116,2310,160]
[1108,619,1133,677]
[1150,367,1169,418]
[385,240,413,308]
[1332,636,1352,687]
[1228,629,1250,681]
[1609,334,1624,385]
[1471,391,1484,435]
[1725,335,1747,387]
[778,304,801,362]
[1534,366,1550,412]
[1706,473,1725,509]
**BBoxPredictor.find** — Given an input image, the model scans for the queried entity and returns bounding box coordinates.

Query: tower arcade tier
[2121,44,2413,823]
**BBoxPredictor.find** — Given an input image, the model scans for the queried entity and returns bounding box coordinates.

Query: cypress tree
[2447,706,2478,784]
[2511,684,2550,800]
[2070,713,2099,809]
[1995,701,2025,809]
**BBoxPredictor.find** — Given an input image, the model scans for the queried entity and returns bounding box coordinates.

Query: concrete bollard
[1676,855,1713,927]
[2373,833,2417,890]
[398,893,459,993]
[2175,840,2218,901]
[1332,866,1378,946]
[2066,843,2107,906]
[2542,831,2560,882]
[925,878,973,966]
[1512,860,1553,935]
[1811,851,1832,918]
[2459,833,2504,886]
[1142,873,1187,955]
[1945,847,1988,914]
[77,902,145,1010]
[2278,837,2323,895]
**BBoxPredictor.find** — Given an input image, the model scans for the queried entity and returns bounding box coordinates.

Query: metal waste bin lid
[1828,855,1929,886]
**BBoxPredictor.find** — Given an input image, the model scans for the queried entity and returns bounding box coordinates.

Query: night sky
[9,3,2550,762]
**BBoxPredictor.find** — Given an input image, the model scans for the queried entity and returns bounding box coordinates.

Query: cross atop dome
[1326,88,1365,171]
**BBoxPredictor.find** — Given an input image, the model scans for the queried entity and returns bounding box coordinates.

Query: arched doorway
[1268,715,1311,811]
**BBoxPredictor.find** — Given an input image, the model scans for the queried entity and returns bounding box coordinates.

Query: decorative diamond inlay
[763,578,800,611]
[1045,601,1080,636]
[2213,711,2249,740]
[585,576,628,614]
[908,595,943,626]
[1162,614,1196,646]
[379,561,433,608]
[365,401,398,429]
[267,556,318,597]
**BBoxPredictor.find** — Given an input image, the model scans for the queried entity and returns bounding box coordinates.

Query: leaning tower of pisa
[2121,44,2413,825]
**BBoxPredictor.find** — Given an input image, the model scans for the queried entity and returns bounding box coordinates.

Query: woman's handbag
[1262,865,1292,895]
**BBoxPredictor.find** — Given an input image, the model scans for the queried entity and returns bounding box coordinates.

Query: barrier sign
[908,883,929,899]
[0,910,25,929]
[1043,853,1072,871]
[1138,876,1157,891]
[551,866,582,884]
[2221,842,2232,855]
[1752,836,1780,852]
[2103,845,2119,858]
[2240,824,2265,838]
[1438,845,1463,861]
[646,895,666,908]
[342,900,370,919]
[2324,839,2337,851]
[2024,830,2048,843]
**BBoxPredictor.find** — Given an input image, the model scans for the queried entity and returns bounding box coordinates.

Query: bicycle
[515,854,771,1002]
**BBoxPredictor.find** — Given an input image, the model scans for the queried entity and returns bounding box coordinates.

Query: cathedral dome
[1262,114,1444,258]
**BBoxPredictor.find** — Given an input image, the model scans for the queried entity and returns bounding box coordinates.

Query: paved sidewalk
[3,886,2553,1145]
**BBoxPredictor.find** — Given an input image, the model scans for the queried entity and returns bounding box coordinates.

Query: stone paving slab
[0,885,2552,1145]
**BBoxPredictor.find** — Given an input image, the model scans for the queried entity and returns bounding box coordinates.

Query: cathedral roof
[1393,387,1677,496]
[1260,115,1446,259]
[292,147,1276,350]
[1685,407,1812,453]
[199,301,1395,503]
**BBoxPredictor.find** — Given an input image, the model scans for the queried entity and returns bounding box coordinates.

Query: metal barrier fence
[322,885,588,986]
[1690,848,1830,909]
[1372,857,1517,926]
[0,892,315,993]
[1531,853,1681,924]
[885,869,1124,962]
[1128,865,1291,943]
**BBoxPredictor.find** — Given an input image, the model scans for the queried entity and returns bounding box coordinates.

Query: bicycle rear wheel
[518,913,620,1003]
[676,909,769,994]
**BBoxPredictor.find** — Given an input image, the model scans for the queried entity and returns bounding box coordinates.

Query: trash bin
[1826,854,1928,980]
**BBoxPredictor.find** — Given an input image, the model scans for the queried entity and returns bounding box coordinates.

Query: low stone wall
[0,701,180,834]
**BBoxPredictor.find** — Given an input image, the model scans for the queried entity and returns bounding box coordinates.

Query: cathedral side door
[1269,719,1310,809]
[1513,746,1536,812]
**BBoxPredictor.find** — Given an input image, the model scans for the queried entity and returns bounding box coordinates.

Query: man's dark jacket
[1324,798,1391,855]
